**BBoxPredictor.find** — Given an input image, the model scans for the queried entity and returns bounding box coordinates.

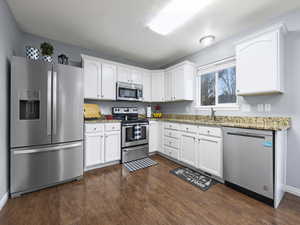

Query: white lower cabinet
[84,123,121,171]
[156,122,223,178]
[104,131,121,162]
[180,133,197,167]
[197,136,223,178]
[84,133,104,167]
[149,121,163,153]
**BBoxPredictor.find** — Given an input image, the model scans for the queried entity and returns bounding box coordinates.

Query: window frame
[195,58,239,111]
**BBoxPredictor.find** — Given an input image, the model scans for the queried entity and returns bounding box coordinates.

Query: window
[196,59,238,109]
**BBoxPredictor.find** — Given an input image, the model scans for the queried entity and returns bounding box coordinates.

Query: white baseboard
[285,185,300,197]
[0,192,8,211]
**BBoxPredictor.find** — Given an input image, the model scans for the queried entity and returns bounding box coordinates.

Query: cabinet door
[117,66,131,83]
[131,69,142,84]
[151,72,164,102]
[173,67,185,100]
[101,63,117,100]
[84,133,104,168]
[142,71,152,102]
[236,31,279,95]
[198,136,223,178]
[158,122,164,151]
[164,71,172,101]
[180,133,197,167]
[149,122,158,153]
[104,131,121,162]
[83,60,101,99]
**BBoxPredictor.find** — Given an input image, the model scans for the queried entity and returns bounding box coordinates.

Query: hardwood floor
[1,155,300,225]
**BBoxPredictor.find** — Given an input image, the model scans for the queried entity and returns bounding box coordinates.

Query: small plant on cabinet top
[40,42,54,56]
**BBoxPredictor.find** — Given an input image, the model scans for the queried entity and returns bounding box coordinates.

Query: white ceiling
[6,0,300,68]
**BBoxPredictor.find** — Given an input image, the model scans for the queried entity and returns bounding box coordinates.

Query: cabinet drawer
[164,146,179,160]
[164,122,180,130]
[164,137,180,149]
[180,124,198,134]
[198,126,222,137]
[104,123,120,132]
[85,124,104,133]
[164,130,180,139]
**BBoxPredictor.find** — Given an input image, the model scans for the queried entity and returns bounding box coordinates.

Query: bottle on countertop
[146,105,152,118]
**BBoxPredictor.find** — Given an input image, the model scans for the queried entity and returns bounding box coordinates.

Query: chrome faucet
[210,108,216,121]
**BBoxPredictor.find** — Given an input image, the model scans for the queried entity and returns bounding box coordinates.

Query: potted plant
[40,42,54,63]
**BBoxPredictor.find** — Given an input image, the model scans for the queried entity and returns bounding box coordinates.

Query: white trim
[235,23,287,46]
[285,185,300,198]
[193,105,240,111]
[0,192,8,211]
[195,61,238,109]
[197,56,236,72]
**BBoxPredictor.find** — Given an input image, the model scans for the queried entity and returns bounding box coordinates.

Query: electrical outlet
[241,104,251,112]
[257,104,264,112]
[265,104,271,112]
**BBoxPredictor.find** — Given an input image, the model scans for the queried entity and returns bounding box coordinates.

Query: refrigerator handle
[47,71,52,136]
[53,71,57,135]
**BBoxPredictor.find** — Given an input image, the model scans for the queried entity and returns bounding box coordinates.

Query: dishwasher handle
[226,132,266,139]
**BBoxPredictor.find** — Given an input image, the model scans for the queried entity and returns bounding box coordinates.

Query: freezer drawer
[224,127,274,199]
[10,141,83,196]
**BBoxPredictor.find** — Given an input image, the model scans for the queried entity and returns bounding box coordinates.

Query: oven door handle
[122,123,149,127]
[123,145,147,152]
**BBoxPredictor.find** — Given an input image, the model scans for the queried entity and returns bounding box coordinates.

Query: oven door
[122,123,149,148]
[117,82,143,101]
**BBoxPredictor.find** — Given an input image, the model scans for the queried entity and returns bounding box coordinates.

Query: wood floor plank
[1,155,300,225]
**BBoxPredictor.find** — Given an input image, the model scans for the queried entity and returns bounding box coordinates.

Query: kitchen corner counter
[150,115,291,131]
[84,119,121,124]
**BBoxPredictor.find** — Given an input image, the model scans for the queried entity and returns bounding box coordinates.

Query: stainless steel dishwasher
[223,127,274,206]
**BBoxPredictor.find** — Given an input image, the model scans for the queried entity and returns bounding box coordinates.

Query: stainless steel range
[112,107,149,163]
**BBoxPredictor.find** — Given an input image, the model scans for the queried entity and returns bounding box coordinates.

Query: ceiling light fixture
[199,35,215,46]
[147,0,213,35]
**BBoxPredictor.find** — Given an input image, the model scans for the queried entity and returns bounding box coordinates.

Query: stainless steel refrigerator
[10,56,84,197]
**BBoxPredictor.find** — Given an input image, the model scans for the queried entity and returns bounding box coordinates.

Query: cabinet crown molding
[235,23,288,46]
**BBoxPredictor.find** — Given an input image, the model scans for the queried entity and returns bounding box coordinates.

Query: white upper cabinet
[117,66,132,83]
[131,69,142,84]
[164,70,173,101]
[164,62,194,102]
[236,24,286,95]
[117,66,142,84]
[82,56,116,100]
[151,70,165,102]
[83,55,195,103]
[101,63,117,100]
[83,59,101,99]
[142,71,152,102]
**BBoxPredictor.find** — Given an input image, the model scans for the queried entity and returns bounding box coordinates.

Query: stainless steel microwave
[116,82,143,101]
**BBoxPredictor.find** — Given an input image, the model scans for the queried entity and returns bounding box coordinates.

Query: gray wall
[21,33,154,114]
[21,33,151,69]
[0,0,22,200]
[160,9,300,189]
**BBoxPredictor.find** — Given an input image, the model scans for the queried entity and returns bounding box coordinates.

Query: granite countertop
[150,115,291,131]
[84,119,121,124]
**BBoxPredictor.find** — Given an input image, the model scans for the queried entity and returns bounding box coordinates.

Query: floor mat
[124,158,158,172]
[170,167,218,191]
